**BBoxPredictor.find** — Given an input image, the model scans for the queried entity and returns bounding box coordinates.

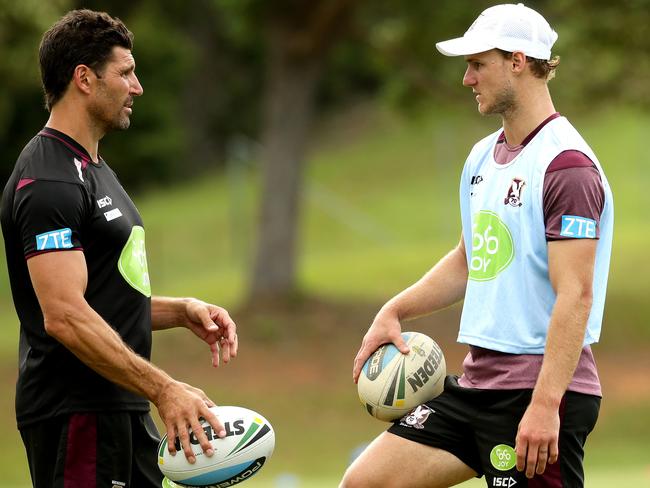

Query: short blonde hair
[497,49,560,81]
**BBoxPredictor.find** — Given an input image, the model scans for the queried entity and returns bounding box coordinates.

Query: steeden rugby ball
[358,331,446,421]
[158,405,274,487]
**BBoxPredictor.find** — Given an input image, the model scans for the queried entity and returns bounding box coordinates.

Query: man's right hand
[352,308,410,383]
[155,380,225,464]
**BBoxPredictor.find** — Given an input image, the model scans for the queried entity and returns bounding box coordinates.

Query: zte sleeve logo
[560,215,597,238]
[35,228,73,250]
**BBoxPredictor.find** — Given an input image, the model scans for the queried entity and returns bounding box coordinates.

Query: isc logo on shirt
[35,228,73,250]
[560,215,597,238]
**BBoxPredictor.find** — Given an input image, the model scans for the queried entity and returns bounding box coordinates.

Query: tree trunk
[248,0,358,303]
[249,26,322,301]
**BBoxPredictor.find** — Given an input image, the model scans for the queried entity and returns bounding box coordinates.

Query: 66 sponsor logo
[489,444,516,471]
[469,211,514,281]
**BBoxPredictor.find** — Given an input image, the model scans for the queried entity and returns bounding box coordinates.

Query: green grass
[0,103,649,485]
[239,467,650,487]
[241,467,650,487]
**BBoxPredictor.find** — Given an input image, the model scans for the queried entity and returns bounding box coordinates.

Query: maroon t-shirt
[458,113,604,396]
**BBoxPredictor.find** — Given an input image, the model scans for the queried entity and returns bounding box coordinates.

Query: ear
[71,65,96,95]
[510,51,527,75]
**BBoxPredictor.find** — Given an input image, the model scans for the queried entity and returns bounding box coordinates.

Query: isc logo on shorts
[493,477,517,487]
[560,215,596,238]
[35,228,73,250]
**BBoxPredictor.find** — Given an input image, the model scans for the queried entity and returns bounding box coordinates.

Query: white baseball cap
[435,3,558,60]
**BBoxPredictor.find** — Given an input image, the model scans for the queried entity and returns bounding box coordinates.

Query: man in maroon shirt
[341,4,610,487]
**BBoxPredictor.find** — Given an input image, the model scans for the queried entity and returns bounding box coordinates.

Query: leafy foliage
[1,0,648,188]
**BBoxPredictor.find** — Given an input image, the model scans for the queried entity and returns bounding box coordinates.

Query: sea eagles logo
[400,405,434,430]
[504,178,525,207]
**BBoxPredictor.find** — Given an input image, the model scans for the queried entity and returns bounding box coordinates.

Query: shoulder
[547,150,595,173]
[544,149,603,198]
[15,132,88,186]
[544,117,596,156]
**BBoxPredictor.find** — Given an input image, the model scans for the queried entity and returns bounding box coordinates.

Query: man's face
[88,46,143,132]
[462,50,516,116]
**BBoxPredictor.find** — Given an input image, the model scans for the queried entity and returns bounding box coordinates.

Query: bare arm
[151,296,238,367]
[352,236,468,382]
[515,238,596,478]
[28,251,225,463]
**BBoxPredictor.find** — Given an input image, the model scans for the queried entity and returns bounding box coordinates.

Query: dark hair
[497,49,560,81]
[39,9,133,110]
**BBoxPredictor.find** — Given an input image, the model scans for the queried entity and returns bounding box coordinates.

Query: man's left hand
[515,401,560,478]
[184,299,238,367]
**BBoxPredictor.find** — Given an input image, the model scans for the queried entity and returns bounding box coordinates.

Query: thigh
[556,392,600,487]
[474,391,601,488]
[472,390,530,488]
[95,411,134,488]
[21,412,133,488]
[340,431,477,488]
[388,376,485,475]
[130,412,164,488]
[20,416,68,488]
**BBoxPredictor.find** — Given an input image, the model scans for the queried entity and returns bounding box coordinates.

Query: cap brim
[435,36,496,57]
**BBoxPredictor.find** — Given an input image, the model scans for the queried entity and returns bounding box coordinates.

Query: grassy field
[0,103,648,486]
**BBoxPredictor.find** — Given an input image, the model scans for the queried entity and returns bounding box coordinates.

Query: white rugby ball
[158,405,275,487]
[358,331,446,421]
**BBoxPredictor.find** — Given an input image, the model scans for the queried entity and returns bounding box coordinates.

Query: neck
[501,83,556,146]
[46,98,104,162]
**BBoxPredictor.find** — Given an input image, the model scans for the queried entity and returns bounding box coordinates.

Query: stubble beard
[89,83,132,133]
[89,107,130,136]
[101,104,131,132]
[481,83,518,117]
[114,113,131,131]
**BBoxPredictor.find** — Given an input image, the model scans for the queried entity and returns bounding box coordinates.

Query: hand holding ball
[158,405,274,487]
[357,332,446,421]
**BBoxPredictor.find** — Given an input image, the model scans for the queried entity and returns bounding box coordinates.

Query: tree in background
[0,0,72,183]
[1,0,649,304]
[248,0,359,302]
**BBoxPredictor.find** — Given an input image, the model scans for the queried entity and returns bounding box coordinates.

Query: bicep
[547,239,597,296]
[27,250,88,320]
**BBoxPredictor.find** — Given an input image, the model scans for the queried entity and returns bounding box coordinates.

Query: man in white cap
[341,3,613,487]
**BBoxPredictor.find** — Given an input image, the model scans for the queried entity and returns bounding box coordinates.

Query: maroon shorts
[388,376,600,488]
[20,411,164,488]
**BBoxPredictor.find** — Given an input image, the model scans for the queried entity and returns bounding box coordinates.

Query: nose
[130,73,143,96]
[463,66,476,87]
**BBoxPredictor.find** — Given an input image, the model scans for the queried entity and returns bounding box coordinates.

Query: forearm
[151,296,192,330]
[382,243,468,321]
[45,303,172,404]
[532,289,593,407]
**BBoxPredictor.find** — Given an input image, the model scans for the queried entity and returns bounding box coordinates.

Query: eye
[472,62,482,70]
[121,67,135,78]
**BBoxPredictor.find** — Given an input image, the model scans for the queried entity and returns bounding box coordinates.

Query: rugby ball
[158,405,274,487]
[358,331,445,421]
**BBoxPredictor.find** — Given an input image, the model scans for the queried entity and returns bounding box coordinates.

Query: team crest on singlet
[504,178,526,207]
[118,225,151,296]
